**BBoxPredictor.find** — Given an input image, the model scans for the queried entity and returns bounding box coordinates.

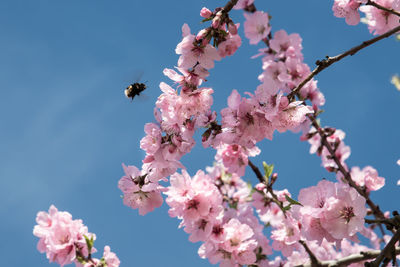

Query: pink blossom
[215,144,259,176]
[33,205,94,267]
[220,90,272,147]
[233,0,254,10]
[176,24,221,69]
[102,246,120,267]
[165,170,223,223]
[244,11,271,45]
[332,0,363,25]
[140,123,162,154]
[271,214,302,257]
[360,0,400,35]
[218,33,242,58]
[118,164,163,215]
[348,166,385,192]
[200,7,212,18]
[320,183,367,240]
[258,61,292,94]
[270,30,303,60]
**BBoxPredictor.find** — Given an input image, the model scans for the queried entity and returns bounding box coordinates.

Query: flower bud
[196,29,208,41]
[200,7,212,18]
[228,22,238,35]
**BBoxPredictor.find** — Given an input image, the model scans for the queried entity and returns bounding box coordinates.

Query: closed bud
[200,7,212,18]
[228,22,238,35]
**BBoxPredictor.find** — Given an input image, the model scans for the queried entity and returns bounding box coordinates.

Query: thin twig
[248,159,287,216]
[367,229,400,266]
[222,0,239,14]
[306,113,387,222]
[296,247,400,267]
[366,0,400,17]
[288,24,400,99]
[299,240,323,267]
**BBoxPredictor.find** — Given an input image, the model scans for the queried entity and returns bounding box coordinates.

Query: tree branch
[248,159,287,216]
[306,113,387,221]
[222,0,239,14]
[366,0,400,18]
[366,229,400,266]
[299,240,323,267]
[296,247,400,267]
[288,24,400,99]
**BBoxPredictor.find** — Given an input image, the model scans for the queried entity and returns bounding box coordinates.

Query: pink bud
[279,96,289,109]
[212,11,222,28]
[196,29,208,41]
[255,183,266,191]
[200,7,212,18]
[228,23,238,35]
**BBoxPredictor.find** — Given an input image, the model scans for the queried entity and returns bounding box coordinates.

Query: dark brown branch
[296,247,400,267]
[288,24,400,99]
[248,159,264,184]
[306,113,387,221]
[222,0,239,14]
[367,229,400,266]
[366,0,400,18]
[248,160,287,216]
[299,240,323,267]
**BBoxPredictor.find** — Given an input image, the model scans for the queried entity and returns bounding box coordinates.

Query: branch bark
[288,24,400,99]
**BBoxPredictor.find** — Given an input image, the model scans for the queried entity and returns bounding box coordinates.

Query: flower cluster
[118,7,244,215]
[33,205,120,267]
[165,166,272,266]
[332,0,400,34]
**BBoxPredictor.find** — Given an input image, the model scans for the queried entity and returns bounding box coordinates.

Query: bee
[124,82,147,101]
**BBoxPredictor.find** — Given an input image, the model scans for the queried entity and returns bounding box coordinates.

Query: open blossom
[233,0,254,10]
[244,11,271,44]
[269,30,303,60]
[215,143,260,176]
[176,24,221,69]
[118,164,163,215]
[320,183,367,240]
[332,0,365,25]
[360,0,400,35]
[140,123,162,154]
[347,166,385,192]
[218,31,242,58]
[33,205,95,267]
[271,214,302,257]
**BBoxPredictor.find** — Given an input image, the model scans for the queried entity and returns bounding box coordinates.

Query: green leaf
[262,162,274,179]
[282,205,291,212]
[285,195,303,206]
[201,17,213,23]
[84,235,94,253]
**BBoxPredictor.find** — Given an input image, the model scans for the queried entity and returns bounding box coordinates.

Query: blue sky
[1,0,399,266]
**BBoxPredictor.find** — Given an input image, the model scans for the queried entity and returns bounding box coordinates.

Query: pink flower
[102,246,120,267]
[244,11,271,45]
[269,30,303,60]
[320,183,367,239]
[33,205,94,267]
[218,33,242,58]
[360,0,400,35]
[348,166,385,192]
[271,214,302,257]
[215,144,260,176]
[176,24,221,69]
[140,123,162,154]
[118,164,163,215]
[200,7,212,18]
[233,0,254,10]
[221,219,258,265]
[332,0,363,25]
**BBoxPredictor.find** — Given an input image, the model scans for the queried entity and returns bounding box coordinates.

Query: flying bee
[124,82,147,101]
